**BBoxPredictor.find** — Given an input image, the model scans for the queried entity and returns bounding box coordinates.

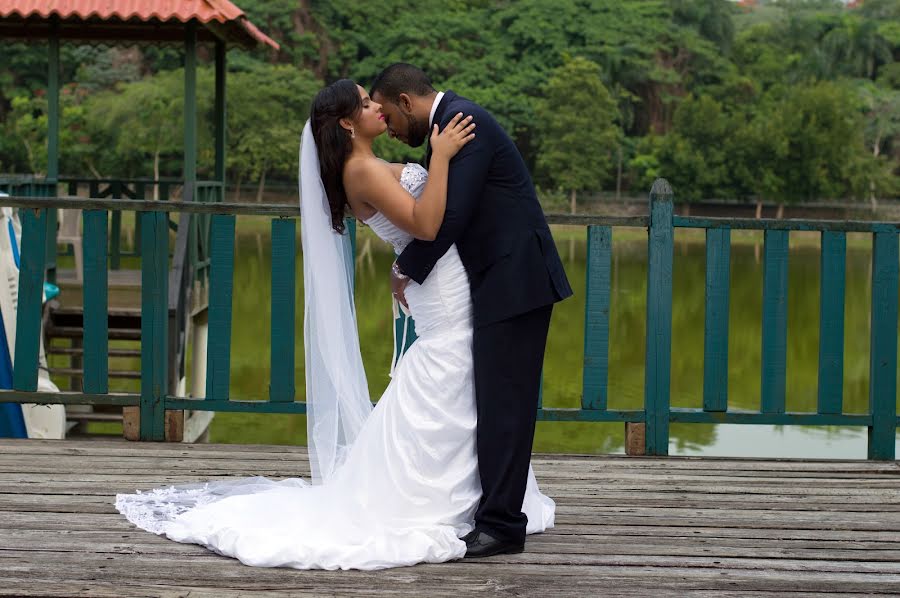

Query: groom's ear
[397,93,414,114]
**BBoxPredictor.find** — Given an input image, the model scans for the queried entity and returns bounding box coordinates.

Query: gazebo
[0,1,279,440]
[0,0,279,206]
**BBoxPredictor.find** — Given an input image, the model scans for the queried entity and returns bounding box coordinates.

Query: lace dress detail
[400,161,428,192]
[116,477,309,535]
[113,159,555,571]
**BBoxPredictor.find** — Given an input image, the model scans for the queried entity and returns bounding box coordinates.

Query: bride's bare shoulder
[344,157,392,181]
[344,158,407,185]
[385,162,406,179]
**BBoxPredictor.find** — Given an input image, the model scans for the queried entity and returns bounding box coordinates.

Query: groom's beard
[404,111,429,148]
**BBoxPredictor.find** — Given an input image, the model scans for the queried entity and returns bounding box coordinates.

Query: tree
[226,64,320,200]
[84,70,191,184]
[858,82,900,206]
[647,94,742,202]
[535,57,621,213]
[7,85,98,178]
[822,14,893,80]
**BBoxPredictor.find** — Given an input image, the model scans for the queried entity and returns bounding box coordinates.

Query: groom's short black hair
[370,63,435,104]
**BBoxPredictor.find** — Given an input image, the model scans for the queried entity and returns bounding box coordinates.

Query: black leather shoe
[463,530,524,558]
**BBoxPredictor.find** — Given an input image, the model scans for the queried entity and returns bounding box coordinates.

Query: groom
[371,64,572,558]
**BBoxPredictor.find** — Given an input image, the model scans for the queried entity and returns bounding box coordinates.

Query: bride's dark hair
[309,79,361,234]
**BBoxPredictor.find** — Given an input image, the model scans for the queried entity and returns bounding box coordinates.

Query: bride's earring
[350,126,355,139]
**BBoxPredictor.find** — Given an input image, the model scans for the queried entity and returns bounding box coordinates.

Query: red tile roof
[0,0,278,48]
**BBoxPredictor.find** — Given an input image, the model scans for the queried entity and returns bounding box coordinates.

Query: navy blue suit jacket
[395,91,572,328]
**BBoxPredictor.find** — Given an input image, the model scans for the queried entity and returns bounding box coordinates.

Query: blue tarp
[0,212,26,437]
[0,308,25,437]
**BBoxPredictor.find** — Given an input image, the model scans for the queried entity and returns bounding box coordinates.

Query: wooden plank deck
[1,439,899,597]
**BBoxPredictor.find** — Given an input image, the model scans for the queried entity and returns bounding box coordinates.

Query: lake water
[209,228,900,459]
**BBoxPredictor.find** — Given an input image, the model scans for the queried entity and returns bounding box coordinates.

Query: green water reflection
[213,230,900,458]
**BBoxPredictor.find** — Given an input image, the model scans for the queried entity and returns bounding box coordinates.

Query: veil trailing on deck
[298,120,372,484]
[113,121,555,571]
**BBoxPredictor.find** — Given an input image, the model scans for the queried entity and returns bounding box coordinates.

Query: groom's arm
[395,107,494,284]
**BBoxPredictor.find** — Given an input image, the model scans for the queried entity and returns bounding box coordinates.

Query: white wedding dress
[115,163,555,570]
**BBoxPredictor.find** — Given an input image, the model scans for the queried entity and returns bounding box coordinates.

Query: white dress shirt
[429,91,445,128]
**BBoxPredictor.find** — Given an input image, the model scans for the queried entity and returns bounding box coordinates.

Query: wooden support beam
[644,179,674,456]
[184,23,198,201]
[625,422,646,456]
[214,40,227,188]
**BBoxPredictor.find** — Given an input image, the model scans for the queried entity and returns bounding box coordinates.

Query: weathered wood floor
[1,439,899,597]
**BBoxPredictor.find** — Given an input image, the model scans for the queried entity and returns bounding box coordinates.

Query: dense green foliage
[1,0,898,204]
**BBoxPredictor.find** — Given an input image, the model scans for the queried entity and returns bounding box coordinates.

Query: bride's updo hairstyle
[310,79,361,234]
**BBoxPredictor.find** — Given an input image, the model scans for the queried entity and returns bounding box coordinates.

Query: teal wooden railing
[0,177,58,282]
[61,177,167,272]
[0,179,896,458]
[59,177,223,280]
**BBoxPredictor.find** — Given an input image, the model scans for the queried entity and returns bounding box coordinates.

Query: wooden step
[49,312,142,330]
[49,367,141,380]
[46,326,141,340]
[51,307,142,318]
[46,347,142,358]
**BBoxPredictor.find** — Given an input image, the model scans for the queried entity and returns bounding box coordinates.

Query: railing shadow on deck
[0,178,897,458]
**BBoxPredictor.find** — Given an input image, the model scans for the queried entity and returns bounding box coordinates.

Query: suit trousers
[472,303,553,544]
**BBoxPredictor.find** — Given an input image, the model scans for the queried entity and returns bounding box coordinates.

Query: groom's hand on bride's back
[391,262,410,309]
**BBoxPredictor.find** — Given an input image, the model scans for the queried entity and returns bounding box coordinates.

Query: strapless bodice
[363,163,428,254]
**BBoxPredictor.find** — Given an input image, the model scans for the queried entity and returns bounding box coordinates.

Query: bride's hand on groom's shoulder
[430,113,476,162]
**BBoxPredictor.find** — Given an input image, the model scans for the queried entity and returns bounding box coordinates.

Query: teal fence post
[110,210,122,270]
[43,207,57,285]
[345,217,357,290]
[13,209,47,391]
[867,231,897,460]
[205,214,235,402]
[818,231,846,415]
[82,210,109,394]
[703,228,730,412]
[140,211,169,440]
[761,230,789,414]
[270,218,296,402]
[644,179,674,455]
[582,225,611,411]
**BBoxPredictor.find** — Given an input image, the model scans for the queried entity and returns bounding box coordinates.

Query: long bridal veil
[115,122,554,569]
[299,120,372,484]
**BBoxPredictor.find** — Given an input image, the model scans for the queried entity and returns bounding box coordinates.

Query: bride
[115,79,555,571]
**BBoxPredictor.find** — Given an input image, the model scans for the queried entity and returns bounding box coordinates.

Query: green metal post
[184,23,197,202]
[47,26,59,182]
[214,40,227,186]
[644,179,673,455]
[46,26,60,284]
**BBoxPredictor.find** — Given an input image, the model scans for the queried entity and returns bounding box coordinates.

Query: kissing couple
[116,63,573,570]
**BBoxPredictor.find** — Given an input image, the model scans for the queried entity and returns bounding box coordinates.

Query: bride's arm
[345,113,474,241]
